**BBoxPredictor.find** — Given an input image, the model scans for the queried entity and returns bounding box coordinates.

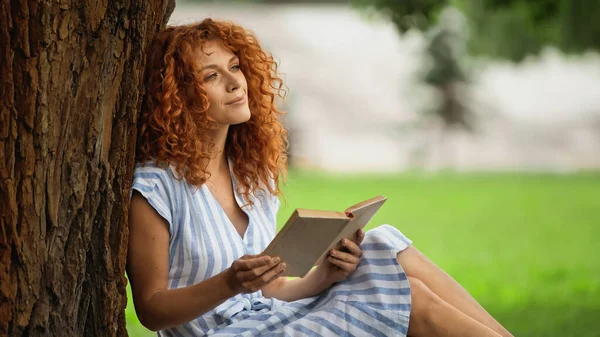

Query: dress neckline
[201,159,252,243]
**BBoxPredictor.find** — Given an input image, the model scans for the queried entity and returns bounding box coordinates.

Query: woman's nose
[226,74,242,92]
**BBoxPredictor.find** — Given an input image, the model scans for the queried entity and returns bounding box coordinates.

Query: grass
[125,170,600,337]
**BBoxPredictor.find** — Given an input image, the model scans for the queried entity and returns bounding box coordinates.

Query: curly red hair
[137,18,288,202]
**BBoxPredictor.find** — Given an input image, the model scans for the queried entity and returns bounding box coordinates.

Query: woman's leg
[407,277,501,337]
[399,247,514,337]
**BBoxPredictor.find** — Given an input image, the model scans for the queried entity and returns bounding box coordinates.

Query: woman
[127,18,513,337]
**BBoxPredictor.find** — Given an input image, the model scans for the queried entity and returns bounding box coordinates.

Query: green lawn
[126,170,600,337]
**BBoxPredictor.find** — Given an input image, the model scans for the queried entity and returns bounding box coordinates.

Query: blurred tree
[421,8,473,132]
[353,0,474,141]
[352,1,474,170]
[417,8,474,169]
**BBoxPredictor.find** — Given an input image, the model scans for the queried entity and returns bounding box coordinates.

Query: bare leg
[399,247,514,337]
[407,276,501,337]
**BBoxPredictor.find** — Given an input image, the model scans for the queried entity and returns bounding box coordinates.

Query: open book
[262,196,387,277]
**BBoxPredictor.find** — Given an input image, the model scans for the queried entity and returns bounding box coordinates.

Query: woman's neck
[206,125,230,177]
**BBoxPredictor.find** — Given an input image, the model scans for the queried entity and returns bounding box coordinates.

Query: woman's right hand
[225,254,286,294]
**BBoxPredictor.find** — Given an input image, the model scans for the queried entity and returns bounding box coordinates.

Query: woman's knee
[397,246,429,278]
[407,276,440,336]
[409,276,438,314]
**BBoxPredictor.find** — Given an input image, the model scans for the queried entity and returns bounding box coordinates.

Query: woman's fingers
[227,255,286,293]
[236,257,281,281]
[243,262,286,291]
[232,255,272,272]
[330,248,360,265]
[341,238,362,257]
[355,228,365,245]
[327,255,358,272]
[328,236,363,275]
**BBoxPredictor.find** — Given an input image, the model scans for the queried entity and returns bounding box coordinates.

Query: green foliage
[127,170,600,337]
[459,1,561,62]
[352,0,448,33]
[470,0,600,56]
[355,0,600,61]
[560,0,600,54]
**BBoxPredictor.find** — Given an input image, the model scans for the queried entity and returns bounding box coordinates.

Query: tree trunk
[0,0,174,336]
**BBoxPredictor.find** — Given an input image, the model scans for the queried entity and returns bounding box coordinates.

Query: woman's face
[194,40,250,126]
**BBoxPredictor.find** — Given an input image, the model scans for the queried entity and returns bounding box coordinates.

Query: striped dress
[132,162,413,337]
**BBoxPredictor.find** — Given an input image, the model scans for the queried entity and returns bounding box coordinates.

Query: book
[262,196,387,277]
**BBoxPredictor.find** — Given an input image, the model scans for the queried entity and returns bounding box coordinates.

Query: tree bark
[0,0,174,336]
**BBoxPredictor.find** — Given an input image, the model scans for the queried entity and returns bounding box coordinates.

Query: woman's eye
[231,64,240,71]
[205,73,217,81]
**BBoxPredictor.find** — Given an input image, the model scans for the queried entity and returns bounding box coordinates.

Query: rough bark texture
[0,0,174,336]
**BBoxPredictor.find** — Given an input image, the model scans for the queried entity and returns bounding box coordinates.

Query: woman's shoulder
[133,161,184,185]
[135,160,164,172]
[135,161,166,175]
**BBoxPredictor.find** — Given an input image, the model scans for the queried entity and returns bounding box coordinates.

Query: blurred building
[170,2,600,172]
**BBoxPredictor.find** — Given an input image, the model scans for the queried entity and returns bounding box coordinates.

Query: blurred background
[127,1,600,336]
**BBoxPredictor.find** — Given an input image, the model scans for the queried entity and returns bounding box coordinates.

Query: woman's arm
[261,267,331,302]
[127,193,283,331]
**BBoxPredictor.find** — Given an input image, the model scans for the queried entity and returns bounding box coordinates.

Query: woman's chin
[231,108,252,125]
[225,117,250,126]
[215,105,252,126]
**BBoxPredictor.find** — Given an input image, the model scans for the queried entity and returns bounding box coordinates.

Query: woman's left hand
[316,229,365,285]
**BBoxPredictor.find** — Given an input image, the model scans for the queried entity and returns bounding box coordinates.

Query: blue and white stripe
[132,163,412,337]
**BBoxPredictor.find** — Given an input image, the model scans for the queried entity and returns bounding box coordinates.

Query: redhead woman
[127,18,513,337]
